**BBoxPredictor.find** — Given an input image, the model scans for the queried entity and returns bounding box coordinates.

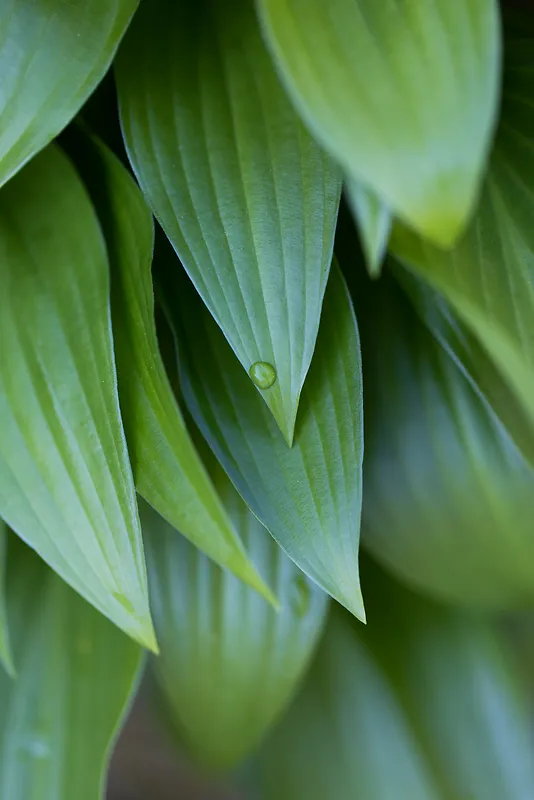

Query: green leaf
[0,522,14,677]
[345,179,391,278]
[63,130,275,606]
[115,0,342,444]
[261,607,440,800]
[0,144,156,650]
[163,261,365,620]
[263,564,534,800]
[390,24,534,445]
[359,270,534,608]
[0,535,144,800]
[0,0,138,188]
[142,453,328,769]
[258,0,500,246]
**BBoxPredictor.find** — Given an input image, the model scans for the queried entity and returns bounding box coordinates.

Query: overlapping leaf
[258,0,500,245]
[116,0,341,443]
[263,565,534,800]
[142,452,328,768]
[391,24,534,447]
[0,0,138,188]
[345,180,391,278]
[0,144,155,649]
[359,270,534,608]
[0,536,143,800]
[63,131,273,603]
[0,522,13,677]
[163,261,365,619]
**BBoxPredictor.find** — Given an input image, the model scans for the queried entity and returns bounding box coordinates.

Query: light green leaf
[163,261,365,620]
[116,0,342,444]
[390,24,534,445]
[142,453,328,769]
[0,0,138,188]
[345,179,391,278]
[0,144,156,650]
[0,535,144,800]
[0,522,14,677]
[63,130,274,606]
[359,271,534,608]
[261,607,440,800]
[258,0,500,246]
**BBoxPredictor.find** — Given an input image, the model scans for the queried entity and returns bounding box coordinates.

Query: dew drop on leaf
[289,574,311,618]
[249,361,277,389]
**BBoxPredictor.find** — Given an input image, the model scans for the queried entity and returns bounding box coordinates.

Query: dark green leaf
[0,536,143,799]
[163,261,365,620]
[0,522,14,677]
[258,0,500,246]
[0,144,156,649]
[116,0,341,443]
[0,0,138,188]
[143,453,328,768]
[64,131,275,605]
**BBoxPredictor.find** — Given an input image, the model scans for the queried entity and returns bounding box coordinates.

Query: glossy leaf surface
[116,0,341,443]
[164,262,365,620]
[0,144,155,649]
[0,0,138,188]
[65,131,273,603]
[258,0,500,245]
[0,536,143,800]
[143,454,328,768]
[359,271,534,608]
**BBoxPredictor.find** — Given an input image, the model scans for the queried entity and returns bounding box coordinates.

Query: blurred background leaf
[0,522,14,677]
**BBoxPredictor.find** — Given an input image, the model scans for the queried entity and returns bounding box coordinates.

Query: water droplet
[19,734,51,761]
[249,361,276,390]
[290,574,310,618]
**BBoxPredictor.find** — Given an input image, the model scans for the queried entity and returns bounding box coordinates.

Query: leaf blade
[0,522,14,677]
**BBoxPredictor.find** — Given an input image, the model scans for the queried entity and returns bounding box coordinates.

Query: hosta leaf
[261,608,439,800]
[345,179,391,278]
[163,261,365,619]
[258,0,500,246]
[0,144,156,649]
[0,522,14,677]
[0,535,143,800]
[391,24,534,443]
[116,0,342,444]
[0,0,138,188]
[142,453,328,769]
[359,270,534,608]
[63,131,274,604]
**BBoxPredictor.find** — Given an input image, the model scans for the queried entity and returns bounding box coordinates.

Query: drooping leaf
[163,260,365,620]
[261,608,440,800]
[0,522,14,677]
[0,144,156,649]
[263,564,534,800]
[0,0,139,189]
[142,452,328,769]
[116,0,342,444]
[0,535,144,800]
[63,130,274,605]
[390,23,534,446]
[258,0,500,246]
[344,179,391,278]
[359,269,534,608]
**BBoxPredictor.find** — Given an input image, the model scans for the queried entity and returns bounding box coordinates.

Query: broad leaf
[263,565,534,800]
[0,0,138,188]
[142,453,328,768]
[345,179,391,278]
[163,261,365,620]
[63,131,274,604]
[0,522,14,677]
[359,270,534,608]
[261,608,439,800]
[0,536,143,800]
[0,144,156,649]
[116,0,341,444]
[258,0,500,246]
[391,24,534,446]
